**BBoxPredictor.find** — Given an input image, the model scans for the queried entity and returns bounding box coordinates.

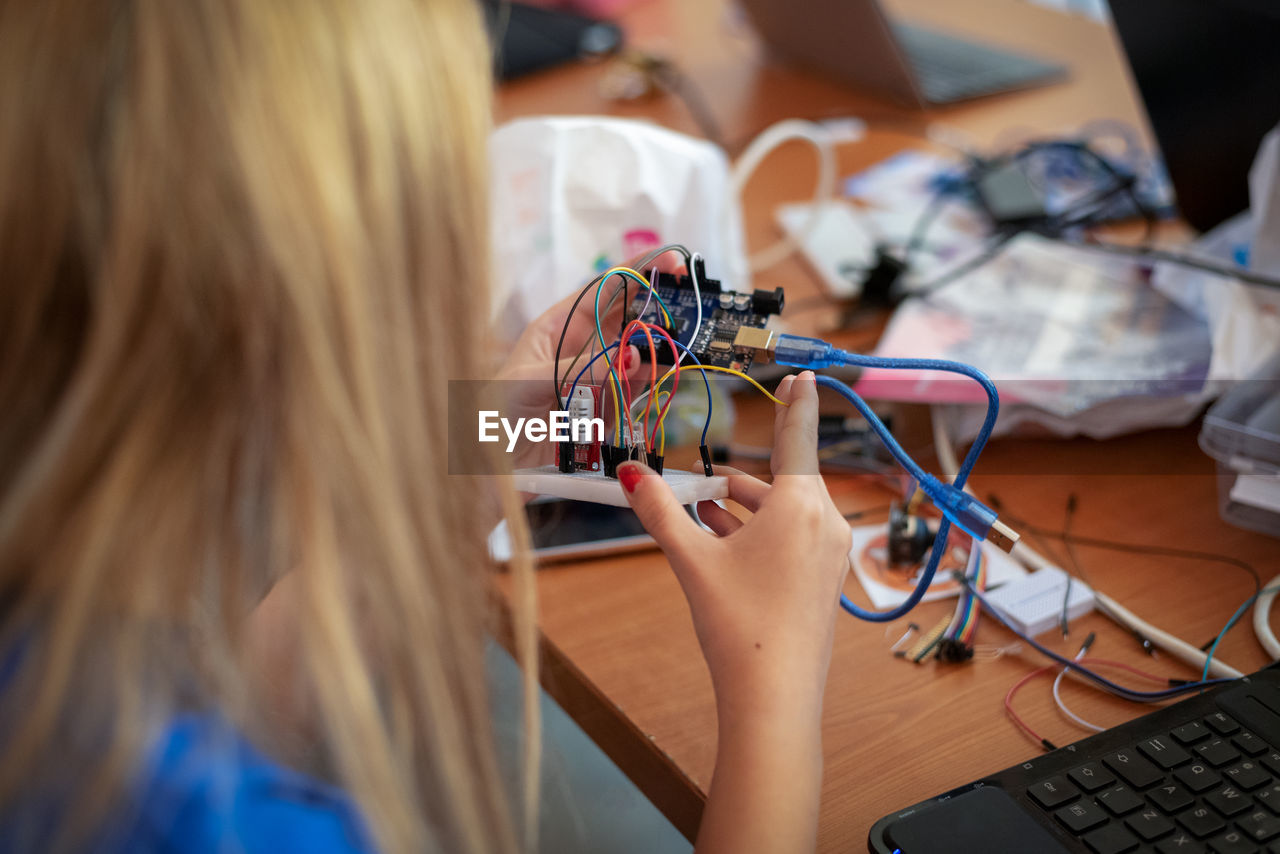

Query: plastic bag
[489,116,748,346]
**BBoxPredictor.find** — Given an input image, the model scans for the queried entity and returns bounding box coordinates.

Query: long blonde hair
[0,1,539,851]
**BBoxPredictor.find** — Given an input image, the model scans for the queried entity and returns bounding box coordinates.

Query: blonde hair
[0,1,539,852]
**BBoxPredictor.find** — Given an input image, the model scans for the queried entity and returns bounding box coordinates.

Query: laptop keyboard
[1028,709,1280,853]
[893,23,1064,103]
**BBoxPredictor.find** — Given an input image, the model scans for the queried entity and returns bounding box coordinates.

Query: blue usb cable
[737,331,1017,622]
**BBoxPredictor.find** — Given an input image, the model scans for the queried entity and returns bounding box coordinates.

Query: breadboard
[513,466,728,507]
[984,565,1095,638]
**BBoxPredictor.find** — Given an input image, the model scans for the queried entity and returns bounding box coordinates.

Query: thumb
[617,462,703,552]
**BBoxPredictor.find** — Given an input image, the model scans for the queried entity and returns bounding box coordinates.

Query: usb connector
[732,330,851,370]
[984,518,1020,553]
[919,474,1020,553]
[731,327,777,361]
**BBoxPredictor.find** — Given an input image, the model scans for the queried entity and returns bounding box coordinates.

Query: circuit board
[626,271,784,373]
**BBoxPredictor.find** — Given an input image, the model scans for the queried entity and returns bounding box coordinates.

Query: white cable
[1053,649,1104,733]
[688,251,704,352]
[1017,543,1244,681]
[930,408,1245,680]
[730,119,837,273]
[930,406,960,483]
[1254,573,1280,661]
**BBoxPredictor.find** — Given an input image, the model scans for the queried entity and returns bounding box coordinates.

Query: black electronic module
[625,268,784,372]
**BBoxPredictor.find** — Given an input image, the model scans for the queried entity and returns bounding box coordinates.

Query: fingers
[773,374,796,439]
[692,461,771,512]
[624,250,684,276]
[694,500,744,537]
[772,371,820,477]
[618,462,705,554]
[553,345,642,396]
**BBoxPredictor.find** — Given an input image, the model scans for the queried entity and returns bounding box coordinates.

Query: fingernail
[622,347,635,370]
[618,463,643,494]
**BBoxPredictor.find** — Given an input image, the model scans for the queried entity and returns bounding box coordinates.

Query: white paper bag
[489,116,748,346]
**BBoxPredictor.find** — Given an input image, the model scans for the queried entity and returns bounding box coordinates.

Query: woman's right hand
[616,371,851,715]
[615,371,852,854]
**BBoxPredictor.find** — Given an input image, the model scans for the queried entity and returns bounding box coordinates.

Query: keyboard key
[1071,762,1118,793]
[1157,834,1207,853]
[1127,806,1176,840]
[1150,782,1196,813]
[1098,784,1146,816]
[1028,775,1080,809]
[1106,748,1166,788]
[1176,763,1223,793]
[1197,739,1242,768]
[1263,751,1280,777]
[1178,804,1227,838]
[1056,798,1109,833]
[1223,760,1271,791]
[1206,785,1251,817]
[1208,829,1255,853]
[1256,782,1280,813]
[1206,713,1240,736]
[1174,721,1212,745]
[1142,736,1194,769]
[1085,822,1141,854]
[1239,808,1280,842]
[1233,731,1269,757]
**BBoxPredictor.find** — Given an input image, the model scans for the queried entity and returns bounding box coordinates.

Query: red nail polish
[623,348,635,370]
[618,464,642,494]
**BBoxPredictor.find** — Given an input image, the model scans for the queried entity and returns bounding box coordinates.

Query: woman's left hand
[497,252,683,471]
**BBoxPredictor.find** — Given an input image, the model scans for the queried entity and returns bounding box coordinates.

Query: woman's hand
[615,371,851,854]
[497,252,682,471]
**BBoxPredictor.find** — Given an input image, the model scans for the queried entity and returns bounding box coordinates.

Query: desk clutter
[491,2,1280,846]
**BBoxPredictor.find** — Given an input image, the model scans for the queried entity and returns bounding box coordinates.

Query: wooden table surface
[494,1,1279,849]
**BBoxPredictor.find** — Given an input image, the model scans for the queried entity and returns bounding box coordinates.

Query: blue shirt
[3,714,375,853]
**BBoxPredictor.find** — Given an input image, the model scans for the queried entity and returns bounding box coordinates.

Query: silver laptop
[738,0,1066,107]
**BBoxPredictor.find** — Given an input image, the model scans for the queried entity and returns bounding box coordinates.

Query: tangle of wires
[895,136,1162,299]
[936,539,987,663]
[869,131,1280,301]
[552,245,785,476]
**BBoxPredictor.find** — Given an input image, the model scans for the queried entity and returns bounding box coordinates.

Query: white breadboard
[513,466,729,508]
[983,566,1095,638]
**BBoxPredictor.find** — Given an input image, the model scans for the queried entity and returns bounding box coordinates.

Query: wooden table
[495,1,1279,849]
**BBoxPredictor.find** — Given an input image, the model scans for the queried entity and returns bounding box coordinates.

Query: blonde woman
[0,2,853,853]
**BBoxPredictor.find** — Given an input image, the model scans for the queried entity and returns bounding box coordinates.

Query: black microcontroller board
[625,270,783,373]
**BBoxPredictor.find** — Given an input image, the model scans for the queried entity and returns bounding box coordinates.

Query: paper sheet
[855,234,1213,430]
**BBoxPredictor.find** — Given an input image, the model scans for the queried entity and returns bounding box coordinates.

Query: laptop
[737,0,1066,108]
[1107,0,1280,232]
[868,664,1280,853]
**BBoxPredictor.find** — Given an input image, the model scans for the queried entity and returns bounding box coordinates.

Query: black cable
[1060,240,1280,291]
[553,276,611,411]
[843,503,894,522]
[902,189,953,269]
[1059,495,1076,638]
[619,274,629,343]
[988,494,1263,594]
[908,231,1018,297]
